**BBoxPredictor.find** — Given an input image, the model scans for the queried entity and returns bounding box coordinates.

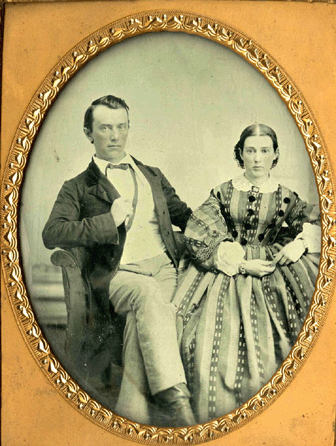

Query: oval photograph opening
[19,30,320,428]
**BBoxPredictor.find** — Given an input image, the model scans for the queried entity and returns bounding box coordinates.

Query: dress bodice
[184,177,320,272]
[214,179,312,248]
[225,183,283,247]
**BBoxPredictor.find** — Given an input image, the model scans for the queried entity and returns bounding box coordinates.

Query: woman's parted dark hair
[84,95,130,132]
[234,123,279,169]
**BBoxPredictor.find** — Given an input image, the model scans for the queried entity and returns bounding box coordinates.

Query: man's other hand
[111,197,133,227]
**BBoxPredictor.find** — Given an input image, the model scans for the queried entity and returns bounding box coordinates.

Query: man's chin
[96,149,126,162]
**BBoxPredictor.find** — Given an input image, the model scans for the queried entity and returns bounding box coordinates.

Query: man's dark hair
[84,95,130,132]
[234,123,279,169]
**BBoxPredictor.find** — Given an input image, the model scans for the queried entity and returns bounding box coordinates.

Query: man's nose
[110,128,119,140]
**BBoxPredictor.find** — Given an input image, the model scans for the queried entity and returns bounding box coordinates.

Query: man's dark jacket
[42,157,191,380]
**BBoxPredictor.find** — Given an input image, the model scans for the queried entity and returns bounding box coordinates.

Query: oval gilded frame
[1,10,335,444]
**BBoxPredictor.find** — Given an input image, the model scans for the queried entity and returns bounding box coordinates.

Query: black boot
[153,383,196,427]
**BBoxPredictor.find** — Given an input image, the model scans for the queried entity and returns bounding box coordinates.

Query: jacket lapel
[133,157,162,204]
[85,159,121,203]
[133,157,178,266]
[133,157,170,235]
[84,157,165,211]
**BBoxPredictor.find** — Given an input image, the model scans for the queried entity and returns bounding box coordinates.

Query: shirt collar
[93,153,137,175]
[232,173,279,193]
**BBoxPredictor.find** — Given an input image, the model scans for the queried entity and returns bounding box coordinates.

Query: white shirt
[94,154,166,264]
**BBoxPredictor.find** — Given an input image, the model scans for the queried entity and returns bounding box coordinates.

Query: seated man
[42,95,195,426]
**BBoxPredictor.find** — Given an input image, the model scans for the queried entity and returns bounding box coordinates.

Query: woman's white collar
[232,174,280,193]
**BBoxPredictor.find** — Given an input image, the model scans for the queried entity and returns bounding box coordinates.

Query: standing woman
[174,124,320,423]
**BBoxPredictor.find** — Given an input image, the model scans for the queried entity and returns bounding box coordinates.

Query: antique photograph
[19,31,320,427]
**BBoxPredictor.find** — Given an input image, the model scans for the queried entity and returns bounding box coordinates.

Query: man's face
[85,105,129,163]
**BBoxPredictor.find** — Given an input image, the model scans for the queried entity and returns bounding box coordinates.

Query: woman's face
[241,135,278,183]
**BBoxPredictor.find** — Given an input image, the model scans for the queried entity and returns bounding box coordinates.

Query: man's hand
[111,197,133,227]
[242,259,276,278]
[272,240,305,266]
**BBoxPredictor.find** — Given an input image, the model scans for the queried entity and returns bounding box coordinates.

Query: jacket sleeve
[184,190,240,271]
[158,169,192,231]
[42,180,120,250]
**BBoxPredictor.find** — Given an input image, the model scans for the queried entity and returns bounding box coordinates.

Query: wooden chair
[51,248,91,361]
[51,247,124,408]
[50,233,187,407]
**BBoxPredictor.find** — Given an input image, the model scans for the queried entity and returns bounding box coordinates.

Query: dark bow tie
[105,163,130,175]
[107,163,129,170]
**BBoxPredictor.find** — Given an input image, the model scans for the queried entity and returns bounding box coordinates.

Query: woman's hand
[272,239,305,266]
[240,259,276,278]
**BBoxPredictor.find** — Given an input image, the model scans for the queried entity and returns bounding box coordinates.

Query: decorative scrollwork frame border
[1,10,335,444]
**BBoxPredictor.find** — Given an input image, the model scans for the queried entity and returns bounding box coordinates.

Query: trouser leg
[110,254,186,422]
[114,312,152,423]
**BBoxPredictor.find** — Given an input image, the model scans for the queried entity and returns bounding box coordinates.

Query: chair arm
[51,249,78,268]
[51,247,89,272]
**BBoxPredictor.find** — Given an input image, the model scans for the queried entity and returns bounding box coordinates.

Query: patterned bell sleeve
[285,193,321,253]
[185,188,245,274]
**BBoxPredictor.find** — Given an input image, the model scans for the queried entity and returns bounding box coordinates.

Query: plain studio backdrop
[19,31,319,308]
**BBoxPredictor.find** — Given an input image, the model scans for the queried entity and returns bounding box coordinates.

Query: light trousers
[109,252,186,424]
